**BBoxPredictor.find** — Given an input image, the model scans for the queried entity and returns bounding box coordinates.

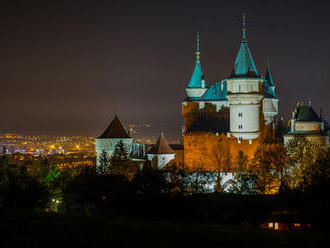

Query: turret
[264,60,275,93]
[262,60,278,124]
[185,32,208,98]
[226,14,263,141]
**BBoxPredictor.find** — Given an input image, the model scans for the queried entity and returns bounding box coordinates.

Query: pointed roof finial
[196,32,200,63]
[264,58,274,87]
[308,98,312,107]
[242,12,247,40]
[187,31,206,88]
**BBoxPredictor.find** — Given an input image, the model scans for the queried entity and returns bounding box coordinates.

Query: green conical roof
[264,64,274,87]
[188,60,205,88]
[229,14,260,78]
[187,32,207,88]
[230,39,259,78]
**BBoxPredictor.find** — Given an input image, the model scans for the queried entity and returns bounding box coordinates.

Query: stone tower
[95,116,133,168]
[147,132,175,169]
[226,14,264,141]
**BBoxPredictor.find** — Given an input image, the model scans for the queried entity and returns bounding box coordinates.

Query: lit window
[274,223,279,230]
[268,222,273,228]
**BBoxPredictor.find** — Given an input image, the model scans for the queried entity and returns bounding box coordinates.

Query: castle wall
[263,98,278,124]
[183,132,261,171]
[230,104,260,134]
[294,122,322,132]
[95,138,133,166]
[185,88,208,98]
[147,154,175,169]
[182,101,229,132]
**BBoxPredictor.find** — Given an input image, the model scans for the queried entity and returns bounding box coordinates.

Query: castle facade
[182,17,278,170]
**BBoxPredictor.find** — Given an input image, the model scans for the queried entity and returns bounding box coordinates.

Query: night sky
[1,0,330,141]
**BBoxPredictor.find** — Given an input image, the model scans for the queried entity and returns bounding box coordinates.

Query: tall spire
[187,32,206,88]
[229,13,260,78]
[265,58,274,87]
[242,12,247,40]
[196,32,200,63]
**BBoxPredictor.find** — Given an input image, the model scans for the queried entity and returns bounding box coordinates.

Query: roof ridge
[98,116,131,139]
[148,132,174,154]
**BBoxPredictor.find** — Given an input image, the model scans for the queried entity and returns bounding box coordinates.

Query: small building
[147,133,175,169]
[284,102,330,146]
[95,116,133,168]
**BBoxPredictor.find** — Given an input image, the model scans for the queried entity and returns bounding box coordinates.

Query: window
[239,85,241,92]
[239,137,243,141]
[238,113,242,117]
[238,124,242,129]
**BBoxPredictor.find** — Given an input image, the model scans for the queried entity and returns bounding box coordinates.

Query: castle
[182,16,278,170]
[95,16,329,175]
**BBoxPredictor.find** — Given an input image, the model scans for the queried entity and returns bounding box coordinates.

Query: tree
[109,140,138,180]
[286,135,323,190]
[210,143,232,192]
[2,145,7,155]
[182,165,216,194]
[98,150,110,175]
[0,158,47,208]
[251,145,288,194]
[163,161,186,195]
[228,151,257,195]
[131,160,169,196]
[110,140,129,166]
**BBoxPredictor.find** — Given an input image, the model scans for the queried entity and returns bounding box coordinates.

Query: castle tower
[284,102,330,146]
[226,14,264,140]
[262,61,279,124]
[95,116,133,168]
[147,132,175,169]
[185,32,208,98]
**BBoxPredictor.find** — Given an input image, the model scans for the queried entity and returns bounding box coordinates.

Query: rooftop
[148,133,174,154]
[98,116,131,139]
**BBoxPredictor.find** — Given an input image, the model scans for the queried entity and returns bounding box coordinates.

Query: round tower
[226,14,263,141]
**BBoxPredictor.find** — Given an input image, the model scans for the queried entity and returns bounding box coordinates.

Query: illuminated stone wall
[182,101,229,132]
[263,98,279,124]
[183,132,262,171]
[226,78,264,140]
[147,153,175,169]
[95,138,133,166]
[185,87,208,98]
[182,83,277,172]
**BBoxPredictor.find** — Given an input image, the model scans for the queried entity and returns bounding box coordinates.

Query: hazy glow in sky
[0,0,329,140]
